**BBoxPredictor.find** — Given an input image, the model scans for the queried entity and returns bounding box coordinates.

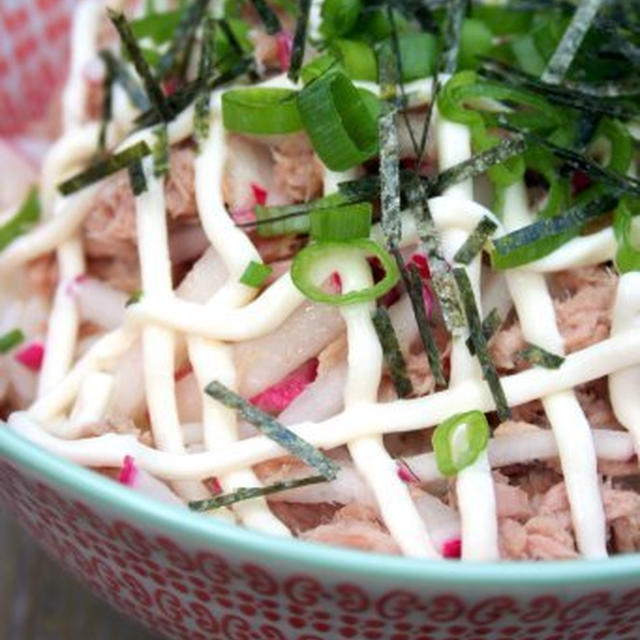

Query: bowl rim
[1,424,639,587]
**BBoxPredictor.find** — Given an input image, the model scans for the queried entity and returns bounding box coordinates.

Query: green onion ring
[222,88,302,135]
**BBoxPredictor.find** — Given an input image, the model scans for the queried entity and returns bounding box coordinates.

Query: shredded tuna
[85,418,153,447]
[272,133,324,203]
[493,471,534,520]
[25,254,58,298]
[269,502,340,533]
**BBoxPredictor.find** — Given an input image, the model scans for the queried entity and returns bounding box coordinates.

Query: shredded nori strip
[440,0,468,75]
[205,381,339,480]
[218,18,244,57]
[97,54,114,153]
[562,77,640,99]
[429,137,528,196]
[108,10,171,121]
[288,0,312,82]
[542,0,605,84]
[408,178,466,334]
[99,50,150,111]
[394,251,446,387]
[128,159,148,196]
[453,216,498,265]
[518,344,565,369]
[372,306,414,398]
[156,0,209,80]
[152,126,169,177]
[195,16,216,149]
[465,307,502,356]
[58,141,152,196]
[250,0,282,35]
[188,474,327,511]
[454,267,510,421]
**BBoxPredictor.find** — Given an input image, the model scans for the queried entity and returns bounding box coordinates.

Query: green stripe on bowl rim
[1,424,638,587]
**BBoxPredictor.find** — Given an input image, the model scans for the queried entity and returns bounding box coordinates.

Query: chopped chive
[128,160,147,196]
[156,0,209,79]
[58,141,152,196]
[518,343,565,369]
[408,179,466,334]
[453,216,498,265]
[372,306,413,399]
[188,474,327,511]
[429,137,528,196]
[240,260,272,287]
[491,194,618,268]
[466,307,502,355]
[152,125,169,177]
[250,0,282,34]
[394,251,445,387]
[440,0,468,75]
[377,42,401,250]
[454,267,510,421]
[0,186,40,251]
[99,51,150,111]
[0,329,25,354]
[125,290,144,307]
[542,0,604,84]
[205,381,340,480]
[288,0,312,82]
[107,9,171,121]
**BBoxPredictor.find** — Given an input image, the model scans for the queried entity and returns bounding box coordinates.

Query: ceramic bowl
[1,426,639,640]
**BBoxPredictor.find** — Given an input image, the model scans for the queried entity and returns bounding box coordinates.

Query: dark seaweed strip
[218,19,244,57]
[394,251,446,387]
[338,174,382,202]
[453,217,498,265]
[58,141,152,195]
[542,0,604,84]
[156,0,209,79]
[518,344,565,369]
[440,0,468,75]
[465,307,502,356]
[429,137,528,196]
[250,0,282,34]
[563,77,640,99]
[453,268,510,421]
[107,10,171,121]
[378,43,402,250]
[492,194,618,261]
[288,0,312,82]
[188,474,327,511]
[128,160,147,196]
[99,50,150,111]
[152,126,169,177]
[372,306,414,398]
[97,54,114,153]
[195,16,216,149]
[408,179,466,334]
[205,381,339,480]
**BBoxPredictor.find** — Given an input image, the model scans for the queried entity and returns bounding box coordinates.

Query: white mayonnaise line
[608,271,640,458]
[68,372,115,430]
[188,126,289,535]
[338,240,439,556]
[503,182,607,559]
[135,158,209,502]
[438,119,498,562]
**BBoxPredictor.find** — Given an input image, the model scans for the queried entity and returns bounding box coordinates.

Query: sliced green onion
[470,4,534,36]
[249,0,282,35]
[58,141,152,196]
[300,53,342,85]
[288,0,312,83]
[329,39,377,82]
[125,290,144,307]
[310,202,372,242]
[128,160,147,196]
[205,381,339,479]
[188,475,327,511]
[372,306,413,399]
[152,125,169,177]
[458,18,494,71]
[613,198,640,275]
[466,307,502,356]
[240,260,272,287]
[222,88,302,135]
[297,71,378,171]
[432,410,490,477]
[518,344,565,369]
[391,32,437,82]
[0,186,40,252]
[320,0,361,38]
[291,239,399,306]
[453,217,498,265]
[129,8,182,44]
[0,329,25,354]
[454,267,510,421]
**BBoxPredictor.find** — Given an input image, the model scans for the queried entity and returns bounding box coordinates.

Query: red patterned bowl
[1,426,639,640]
